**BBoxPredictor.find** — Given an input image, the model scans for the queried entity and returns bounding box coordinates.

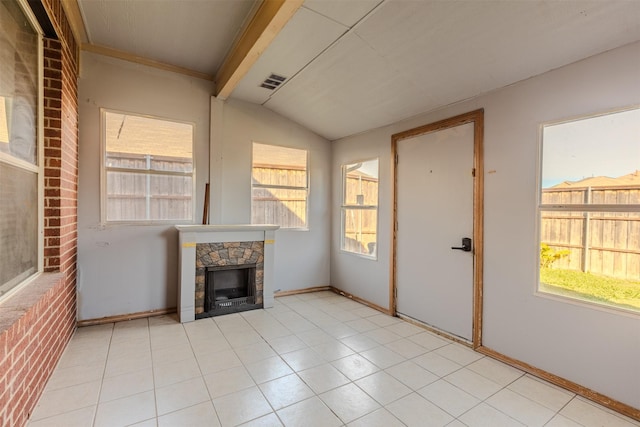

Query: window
[0,0,41,298]
[102,110,194,223]
[341,159,379,258]
[251,143,308,229]
[539,107,640,313]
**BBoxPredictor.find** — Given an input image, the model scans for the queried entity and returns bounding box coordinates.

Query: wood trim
[214,0,303,100]
[61,0,88,44]
[397,314,472,348]
[472,111,485,348]
[76,307,176,327]
[477,345,640,421]
[389,140,398,315]
[274,286,331,297]
[330,287,393,316]
[82,43,214,81]
[390,109,485,348]
[274,286,392,316]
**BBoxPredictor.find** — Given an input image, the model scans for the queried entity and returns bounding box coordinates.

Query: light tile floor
[27,291,639,427]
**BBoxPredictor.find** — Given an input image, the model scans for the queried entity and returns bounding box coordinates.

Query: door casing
[390,109,484,348]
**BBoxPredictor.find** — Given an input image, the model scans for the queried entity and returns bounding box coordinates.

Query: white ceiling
[77,0,640,141]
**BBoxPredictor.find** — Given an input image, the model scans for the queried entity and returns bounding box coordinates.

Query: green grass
[540,268,640,312]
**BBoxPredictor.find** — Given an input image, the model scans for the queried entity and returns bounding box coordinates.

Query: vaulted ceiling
[72,0,640,140]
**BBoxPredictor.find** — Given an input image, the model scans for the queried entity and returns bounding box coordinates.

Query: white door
[396,122,474,341]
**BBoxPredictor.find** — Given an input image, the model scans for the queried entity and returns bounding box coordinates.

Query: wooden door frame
[390,109,484,348]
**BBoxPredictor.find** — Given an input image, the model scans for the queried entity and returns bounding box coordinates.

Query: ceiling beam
[215,0,303,100]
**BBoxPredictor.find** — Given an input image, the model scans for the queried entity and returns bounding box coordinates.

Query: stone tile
[320,383,381,424]
[332,354,380,381]
[213,387,272,427]
[94,390,156,427]
[155,377,210,416]
[355,371,412,405]
[276,396,342,427]
[157,401,220,427]
[259,374,315,410]
[386,393,453,427]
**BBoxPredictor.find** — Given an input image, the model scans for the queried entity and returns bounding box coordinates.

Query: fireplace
[199,263,261,317]
[176,225,278,323]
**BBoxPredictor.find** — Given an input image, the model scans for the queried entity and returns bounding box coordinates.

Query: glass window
[0,0,41,298]
[103,110,194,222]
[539,107,640,313]
[251,143,308,229]
[341,159,379,258]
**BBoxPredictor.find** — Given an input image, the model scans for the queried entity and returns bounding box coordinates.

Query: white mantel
[176,224,278,323]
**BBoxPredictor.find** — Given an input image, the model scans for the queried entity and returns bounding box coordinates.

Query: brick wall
[0,1,79,425]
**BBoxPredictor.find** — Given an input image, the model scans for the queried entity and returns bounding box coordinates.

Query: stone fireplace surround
[176,225,278,323]
[195,241,263,316]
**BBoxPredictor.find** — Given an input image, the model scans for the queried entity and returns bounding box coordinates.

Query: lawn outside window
[538,106,640,314]
[341,158,379,259]
[102,110,194,223]
[251,142,308,229]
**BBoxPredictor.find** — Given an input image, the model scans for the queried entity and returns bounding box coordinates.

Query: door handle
[451,237,472,252]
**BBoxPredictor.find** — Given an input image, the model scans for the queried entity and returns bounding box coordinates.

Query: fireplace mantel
[176,224,278,323]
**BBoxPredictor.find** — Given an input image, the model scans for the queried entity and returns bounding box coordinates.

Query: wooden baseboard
[397,313,473,348]
[329,287,393,315]
[76,308,177,327]
[273,286,392,316]
[274,286,331,297]
[476,345,640,421]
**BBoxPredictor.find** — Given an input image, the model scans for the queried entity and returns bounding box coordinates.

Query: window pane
[0,1,38,165]
[344,159,379,206]
[539,108,640,313]
[342,208,377,257]
[541,108,640,202]
[252,187,307,228]
[539,208,640,313]
[252,143,307,187]
[106,171,192,222]
[104,111,193,222]
[251,143,308,229]
[0,163,37,296]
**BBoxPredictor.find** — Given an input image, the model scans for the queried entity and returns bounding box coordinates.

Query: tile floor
[27,291,639,427]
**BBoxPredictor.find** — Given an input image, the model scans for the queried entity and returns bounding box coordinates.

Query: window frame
[251,142,309,230]
[536,105,640,315]
[100,108,196,225]
[0,0,44,301]
[340,157,379,259]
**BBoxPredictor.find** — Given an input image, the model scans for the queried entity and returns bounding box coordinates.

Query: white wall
[210,98,331,292]
[77,52,214,320]
[78,56,331,320]
[331,42,640,408]
[331,137,393,309]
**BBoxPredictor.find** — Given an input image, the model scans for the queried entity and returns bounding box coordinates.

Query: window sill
[0,273,65,336]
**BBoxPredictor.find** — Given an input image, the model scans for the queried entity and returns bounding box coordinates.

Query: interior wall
[331,41,640,408]
[77,52,214,320]
[330,137,392,309]
[210,98,331,292]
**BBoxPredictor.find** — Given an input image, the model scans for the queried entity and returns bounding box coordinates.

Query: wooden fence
[252,165,307,228]
[541,185,640,280]
[343,172,378,255]
[251,165,379,256]
[106,152,193,221]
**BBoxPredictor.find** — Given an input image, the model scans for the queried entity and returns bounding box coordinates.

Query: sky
[542,107,639,188]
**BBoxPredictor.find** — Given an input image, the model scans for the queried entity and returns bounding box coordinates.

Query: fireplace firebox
[198,264,261,318]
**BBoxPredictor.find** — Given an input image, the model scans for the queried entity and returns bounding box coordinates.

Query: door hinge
[395,153,399,164]
[471,168,476,177]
